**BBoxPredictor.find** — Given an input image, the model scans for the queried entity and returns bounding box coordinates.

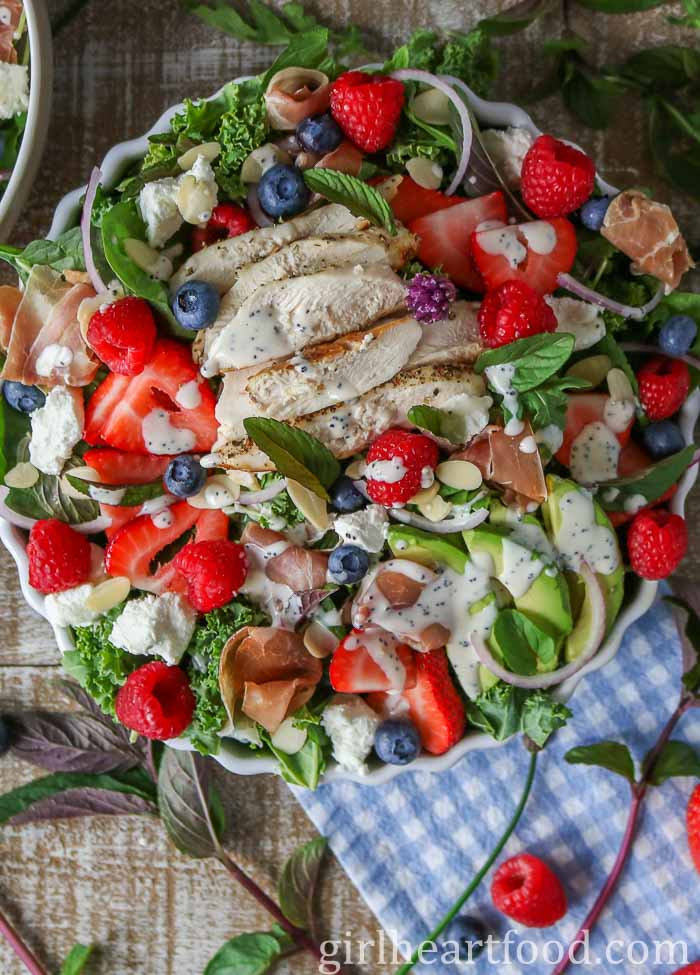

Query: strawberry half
[329,630,416,693]
[471,217,577,294]
[85,339,217,454]
[403,648,466,755]
[375,175,466,225]
[105,501,228,592]
[409,192,507,292]
[556,392,633,469]
[84,448,172,485]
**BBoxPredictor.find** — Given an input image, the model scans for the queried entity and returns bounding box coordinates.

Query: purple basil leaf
[9,788,154,824]
[58,679,149,761]
[8,711,145,774]
[667,578,700,693]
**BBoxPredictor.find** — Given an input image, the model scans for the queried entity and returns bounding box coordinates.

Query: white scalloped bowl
[1,78,698,785]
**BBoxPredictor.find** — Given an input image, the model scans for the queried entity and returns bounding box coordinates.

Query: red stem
[551,696,696,975]
[0,905,50,975]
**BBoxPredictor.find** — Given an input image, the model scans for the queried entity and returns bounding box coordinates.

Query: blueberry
[642,420,686,459]
[329,475,365,514]
[659,314,697,357]
[172,280,220,331]
[296,114,344,155]
[0,716,11,756]
[164,455,207,498]
[580,196,612,232]
[374,719,421,765]
[2,381,46,414]
[328,544,370,584]
[257,163,311,219]
[440,916,489,962]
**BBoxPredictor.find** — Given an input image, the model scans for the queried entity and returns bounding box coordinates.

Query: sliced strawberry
[329,630,416,693]
[84,448,172,485]
[609,441,676,527]
[104,501,228,593]
[84,339,218,454]
[556,393,634,469]
[373,175,466,225]
[101,503,141,540]
[408,192,507,292]
[403,648,466,755]
[471,217,577,294]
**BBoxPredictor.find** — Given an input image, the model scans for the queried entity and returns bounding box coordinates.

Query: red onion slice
[388,70,472,196]
[470,563,606,689]
[236,479,288,505]
[388,505,489,534]
[246,184,274,228]
[556,273,665,322]
[81,167,108,294]
[620,341,700,373]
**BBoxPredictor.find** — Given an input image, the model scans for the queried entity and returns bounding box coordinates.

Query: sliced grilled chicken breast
[203,264,407,374]
[170,204,367,295]
[406,301,482,368]
[215,317,423,442]
[217,365,486,469]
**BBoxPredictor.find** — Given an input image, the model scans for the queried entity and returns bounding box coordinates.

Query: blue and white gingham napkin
[294,597,700,973]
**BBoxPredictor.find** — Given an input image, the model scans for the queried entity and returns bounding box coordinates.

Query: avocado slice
[387,524,468,573]
[542,475,624,634]
[463,524,573,642]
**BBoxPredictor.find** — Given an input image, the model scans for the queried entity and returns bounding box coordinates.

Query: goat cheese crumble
[110,593,197,665]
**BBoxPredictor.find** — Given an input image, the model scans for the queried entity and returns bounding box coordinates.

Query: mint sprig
[243,417,340,499]
[302,169,398,235]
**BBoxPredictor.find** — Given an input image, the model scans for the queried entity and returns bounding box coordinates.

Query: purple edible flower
[406,272,457,324]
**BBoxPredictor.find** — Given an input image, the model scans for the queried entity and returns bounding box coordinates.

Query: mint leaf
[278,836,327,931]
[65,473,165,508]
[204,931,286,975]
[491,609,557,675]
[648,740,700,785]
[243,418,340,500]
[475,333,575,392]
[60,944,94,975]
[599,445,696,511]
[565,741,636,783]
[302,169,397,235]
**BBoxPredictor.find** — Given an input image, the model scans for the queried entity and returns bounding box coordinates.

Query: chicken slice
[217,365,487,469]
[203,264,408,374]
[215,316,423,442]
[170,204,367,295]
[406,301,482,368]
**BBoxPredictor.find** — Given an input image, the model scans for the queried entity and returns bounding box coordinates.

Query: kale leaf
[64,607,142,716]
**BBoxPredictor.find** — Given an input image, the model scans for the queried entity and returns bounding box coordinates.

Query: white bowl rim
[0,0,53,236]
[1,75,698,786]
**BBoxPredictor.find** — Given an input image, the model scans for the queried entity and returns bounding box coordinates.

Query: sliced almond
[566,354,612,387]
[344,458,366,479]
[187,474,239,510]
[240,143,290,184]
[85,576,131,613]
[226,470,260,490]
[406,156,443,190]
[303,620,339,659]
[410,88,451,125]
[177,141,221,171]
[436,460,483,491]
[269,717,308,755]
[417,494,453,523]
[607,367,634,403]
[287,479,330,531]
[176,175,217,226]
[68,465,101,482]
[409,481,439,506]
[4,462,39,489]
[124,237,161,274]
[373,174,402,202]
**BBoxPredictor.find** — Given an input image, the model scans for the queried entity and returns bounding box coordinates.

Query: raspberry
[365,428,439,506]
[86,297,157,376]
[478,280,557,348]
[115,661,195,739]
[627,509,688,580]
[521,135,596,218]
[173,539,248,612]
[191,203,256,252]
[330,72,405,153]
[637,356,690,421]
[27,519,92,594]
[491,853,567,928]
[688,783,700,875]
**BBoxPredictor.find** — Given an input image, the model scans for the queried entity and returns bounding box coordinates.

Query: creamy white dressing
[476,223,526,269]
[519,221,556,255]
[519,436,537,454]
[504,511,557,563]
[365,457,408,484]
[470,538,544,599]
[420,466,435,489]
[175,380,203,410]
[200,452,222,469]
[87,485,126,504]
[142,409,197,454]
[554,489,620,575]
[239,539,304,629]
[139,495,177,516]
[603,397,635,434]
[484,363,524,436]
[152,509,175,529]
[569,421,620,484]
[623,493,648,514]
[535,424,564,455]
[35,343,74,377]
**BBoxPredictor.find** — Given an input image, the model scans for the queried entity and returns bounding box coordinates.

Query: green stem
[393,749,539,975]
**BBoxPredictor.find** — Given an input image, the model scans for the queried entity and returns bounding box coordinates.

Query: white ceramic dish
[0,0,53,238]
[1,77,697,785]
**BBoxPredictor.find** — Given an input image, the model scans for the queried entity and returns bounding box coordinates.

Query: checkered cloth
[294,597,700,973]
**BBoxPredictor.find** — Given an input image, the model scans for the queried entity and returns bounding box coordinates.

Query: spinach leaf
[521,376,591,430]
[599,445,696,511]
[243,418,340,500]
[407,404,474,445]
[476,333,575,392]
[0,228,85,282]
[565,740,636,782]
[302,169,397,235]
[262,708,330,790]
[60,945,94,975]
[491,609,557,675]
[278,836,327,931]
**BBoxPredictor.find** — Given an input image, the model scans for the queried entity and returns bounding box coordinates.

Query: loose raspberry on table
[330,71,404,153]
[688,783,700,875]
[27,519,92,594]
[627,509,688,580]
[670,964,700,975]
[365,428,439,506]
[521,135,595,218]
[173,538,248,612]
[115,661,195,739]
[491,853,567,928]
[637,356,691,421]
[86,297,157,376]
[478,280,557,348]
[406,273,457,324]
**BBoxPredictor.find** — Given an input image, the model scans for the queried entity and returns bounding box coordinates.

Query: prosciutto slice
[241,522,329,592]
[219,626,322,734]
[601,190,694,290]
[457,422,546,505]
[0,285,21,349]
[264,68,331,131]
[315,141,364,176]
[0,0,22,63]
[1,266,99,387]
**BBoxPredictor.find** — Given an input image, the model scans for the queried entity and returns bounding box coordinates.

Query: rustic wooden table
[1,1,698,972]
